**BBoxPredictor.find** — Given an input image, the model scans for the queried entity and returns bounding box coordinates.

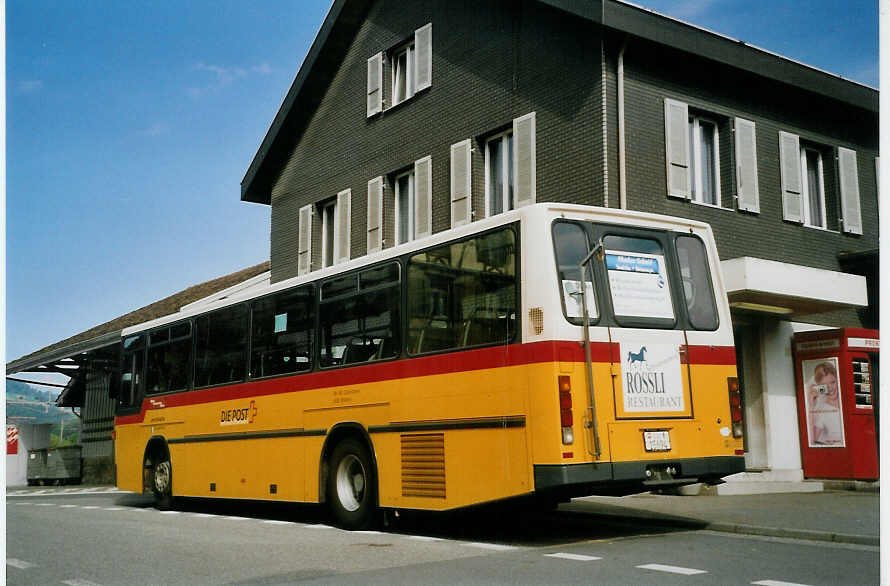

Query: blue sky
[5,0,879,365]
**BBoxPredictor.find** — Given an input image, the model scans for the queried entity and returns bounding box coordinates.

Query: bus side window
[407,227,517,354]
[675,235,719,330]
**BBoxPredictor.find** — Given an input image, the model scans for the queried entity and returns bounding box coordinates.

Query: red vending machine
[793,328,879,480]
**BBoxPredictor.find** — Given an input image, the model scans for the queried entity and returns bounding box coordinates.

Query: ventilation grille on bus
[401,433,446,499]
[529,307,544,335]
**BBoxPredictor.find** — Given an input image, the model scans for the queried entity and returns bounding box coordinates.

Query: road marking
[405,535,443,542]
[263,520,292,525]
[222,516,251,520]
[7,558,35,569]
[752,581,813,586]
[306,524,334,529]
[545,553,602,561]
[462,542,517,551]
[189,513,217,518]
[159,511,181,515]
[7,488,124,498]
[354,530,384,535]
[62,579,103,586]
[59,505,79,508]
[80,506,100,510]
[102,507,124,511]
[637,563,707,575]
[35,503,56,507]
[14,502,32,506]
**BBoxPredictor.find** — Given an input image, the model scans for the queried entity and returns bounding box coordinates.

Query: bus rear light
[558,376,574,445]
[727,377,743,438]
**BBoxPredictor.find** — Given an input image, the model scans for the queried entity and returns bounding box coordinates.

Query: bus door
[597,232,694,440]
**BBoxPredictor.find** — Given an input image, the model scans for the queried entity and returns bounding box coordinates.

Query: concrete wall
[6,424,51,487]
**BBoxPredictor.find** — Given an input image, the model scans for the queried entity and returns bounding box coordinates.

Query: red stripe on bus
[115,340,734,425]
[685,345,736,365]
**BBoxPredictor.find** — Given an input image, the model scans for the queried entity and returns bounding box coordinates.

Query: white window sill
[801,223,839,234]
[690,200,734,212]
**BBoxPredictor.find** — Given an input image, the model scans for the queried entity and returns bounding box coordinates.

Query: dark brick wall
[607,34,878,274]
[269,0,604,282]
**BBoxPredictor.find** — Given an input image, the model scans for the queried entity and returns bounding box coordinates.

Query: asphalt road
[6,489,879,585]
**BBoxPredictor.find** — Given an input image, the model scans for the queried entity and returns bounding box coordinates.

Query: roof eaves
[241,0,371,205]
[6,331,121,375]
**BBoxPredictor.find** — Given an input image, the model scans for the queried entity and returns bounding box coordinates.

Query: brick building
[241,0,878,484]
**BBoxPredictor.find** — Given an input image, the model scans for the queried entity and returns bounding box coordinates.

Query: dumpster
[27,446,82,486]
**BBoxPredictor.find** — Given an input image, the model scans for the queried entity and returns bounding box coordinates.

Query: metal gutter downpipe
[618,38,628,210]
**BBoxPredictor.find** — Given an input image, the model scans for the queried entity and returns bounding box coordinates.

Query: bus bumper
[534,456,745,497]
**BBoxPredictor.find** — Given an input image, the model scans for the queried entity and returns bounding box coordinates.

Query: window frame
[321,199,336,268]
[688,114,721,207]
[394,169,416,245]
[390,42,415,107]
[484,130,514,217]
[800,146,828,229]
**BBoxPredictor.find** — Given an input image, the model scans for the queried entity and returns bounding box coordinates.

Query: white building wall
[6,423,52,487]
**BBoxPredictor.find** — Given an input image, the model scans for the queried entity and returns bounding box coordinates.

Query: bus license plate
[643,430,670,452]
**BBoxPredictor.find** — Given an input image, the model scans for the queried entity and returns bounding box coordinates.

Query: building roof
[240,0,879,206]
[7,261,270,375]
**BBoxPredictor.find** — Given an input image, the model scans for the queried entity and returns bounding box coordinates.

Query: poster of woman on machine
[801,357,846,448]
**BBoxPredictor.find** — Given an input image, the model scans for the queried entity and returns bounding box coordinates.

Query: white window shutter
[415,23,432,92]
[414,156,432,239]
[335,189,351,264]
[513,112,536,209]
[734,117,760,213]
[778,131,802,222]
[367,52,383,117]
[450,140,472,228]
[298,204,313,276]
[664,99,690,199]
[838,147,863,235]
[367,177,384,253]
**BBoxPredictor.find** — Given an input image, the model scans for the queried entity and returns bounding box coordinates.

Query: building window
[321,200,336,268]
[688,115,720,206]
[395,170,415,244]
[485,131,514,217]
[801,147,826,228]
[391,43,415,107]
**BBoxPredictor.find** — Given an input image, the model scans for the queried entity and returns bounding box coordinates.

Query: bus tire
[327,438,377,530]
[149,449,174,511]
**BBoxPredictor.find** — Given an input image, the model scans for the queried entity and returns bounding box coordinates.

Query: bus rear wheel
[327,438,377,530]
[150,451,174,510]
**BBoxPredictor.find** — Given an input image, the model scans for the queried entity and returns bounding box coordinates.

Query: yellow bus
[112,203,744,529]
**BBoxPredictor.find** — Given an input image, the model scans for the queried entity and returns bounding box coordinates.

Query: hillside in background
[7,379,78,424]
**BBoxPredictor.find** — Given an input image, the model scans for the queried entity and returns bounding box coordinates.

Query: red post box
[793,328,879,480]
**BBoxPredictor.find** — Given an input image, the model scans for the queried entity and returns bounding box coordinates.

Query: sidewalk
[566,490,879,546]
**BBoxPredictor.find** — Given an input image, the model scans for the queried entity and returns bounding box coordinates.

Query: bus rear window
[552,221,597,322]
[676,235,719,330]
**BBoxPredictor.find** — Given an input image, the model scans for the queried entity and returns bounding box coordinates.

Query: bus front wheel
[327,438,377,530]
[150,451,174,510]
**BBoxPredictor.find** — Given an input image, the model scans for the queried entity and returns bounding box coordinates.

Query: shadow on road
[114,492,704,547]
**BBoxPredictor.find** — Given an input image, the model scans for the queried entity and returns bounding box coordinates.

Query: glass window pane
[407,227,517,354]
[676,236,719,330]
[319,269,400,368]
[806,150,823,227]
[488,138,503,216]
[250,287,313,378]
[699,121,717,205]
[552,222,597,321]
[194,305,248,388]
[146,336,192,395]
[322,274,357,300]
[397,174,411,243]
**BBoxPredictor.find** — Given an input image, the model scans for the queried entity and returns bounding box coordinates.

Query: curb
[704,521,879,546]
